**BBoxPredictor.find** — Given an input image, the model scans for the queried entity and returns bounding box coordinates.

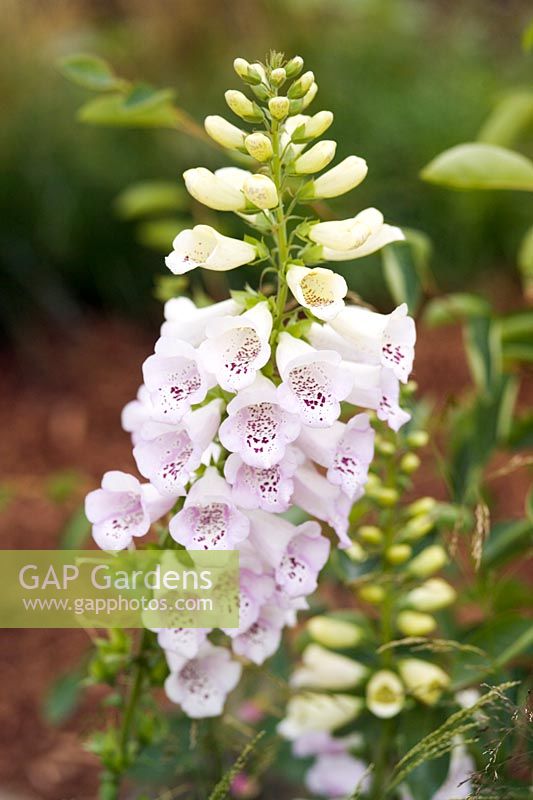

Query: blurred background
[0,1,531,798]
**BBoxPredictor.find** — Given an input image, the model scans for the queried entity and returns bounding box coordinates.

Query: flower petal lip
[309,207,384,252]
[165,224,256,274]
[287,265,347,321]
[242,174,278,209]
[183,167,247,211]
[323,223,404,260]
[366,670,405,719]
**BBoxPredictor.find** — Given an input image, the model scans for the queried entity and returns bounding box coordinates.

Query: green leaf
[517,226,533,299]
[78,93,178,128]
[115,181,188,220]
[481,518,533,569]
[522,19,533,51]
[452,616,533,687]
[464,316,502,395]
[400,707,450,800]
[60,505,91,549]
[423,293,491,327]
[507,411,533,450]
[477,91,533,148]
[58,54,126,92]
[382,240,423,315]
[43,671,83,725]
[123,84,176,111]
[421,142,533,191]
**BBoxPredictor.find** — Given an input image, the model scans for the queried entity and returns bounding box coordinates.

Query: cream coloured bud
[233,58,250,79]
[407,497,437,517]
[358,584,385,604]
[302,81,318,109]
[204,115,245,150]
[244,132,273,162]
[305,110,334,139]
[357,525,383,546]
[291,644,369,690]
[301,156,368,199]
[397,610,437,637]
[269,96,290,120]
[307,616,364,649]
[285,55,304,78]
[406,578,457,612]
[398,659,450,706]
[400,514,434,541]
[407,545,448,578]
[400,453,421,474]
[345,542,367,562]
[288,70,315,99]
[385,544,412,565]
[278,692,363,740]
[270,67,286,86]
[294,140,337,174]
[225,90,262,122]
[242,174,278,209]
[183,167,246,211]
[366,670,405,719]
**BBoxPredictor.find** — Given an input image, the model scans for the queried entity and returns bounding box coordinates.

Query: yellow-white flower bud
[398,658,450,706]
[407,497,437,517]
[244,132,273,162]
[294,140,337,174]
[270,67,286,86]
[285,55,304,78]
[397,610,437,637]
[302,156,368,199]
[385,543,412,564]
[400,514,434,541]
[302,81,318,109]
[291,644,369,690]
[366,670,405,719]
[292,110,334,143]
[407,545,448,578]
[278,692,363,740]
[225,90,262,122]
[307,616,364,649]
[345,542,367,562]
[269,96,290,120]
[233,58,250,79]
[242,174,278,209]
[183,167,247,211]
[204,115,245,150]
[288,70,315,99]
[406,578,457,612]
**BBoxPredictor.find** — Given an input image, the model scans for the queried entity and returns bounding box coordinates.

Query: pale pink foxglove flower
[224,447,303,512]
[292,730,364,758]
[329,302,416,383]
[306,752,370,799]
[133,400,222,496]
[242,509,321,576]
[219,374,301,468]
[292,462,352,547]
[160,297,240,346]
[221,568,275,638]
[276,332,353,427]
[169,467,250,550]
[164,642,242,718]
[121,385,154,445]
[297,413,374,500]
[156,627,210,661]
[287,265,347,321]
[143,338,214,424]
[165,224,256,274]
[276,520,330,597]
[85,471,174,551]
[198,302,272,392]
[231,604,287,665]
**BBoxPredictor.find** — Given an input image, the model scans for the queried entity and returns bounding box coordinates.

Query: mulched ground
[0,313,530,799]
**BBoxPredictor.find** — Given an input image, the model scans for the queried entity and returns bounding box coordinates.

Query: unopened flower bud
[278,692,363,739]
[400,453,421,474]
[288,70,315,99]
[358,584,385,604]
[345,542,367,562]
[243,174,278,209]
[204,115,245,150]
[406,430,429,448]
[302,82,318,109]
[366,485,399,507]
[400,514,434,542]
[385,544,412,565]
[407,497,437,517]
[294,140,337,174]
[398,658,450,705]
[244,132,273,162]
[407,545,447,578]
[251,83,270,102]
[285,55,304,78]
[357,525,383,546]
[268,96,290,120]
[270,67,286,86]
[307,616,364,649]
[397,610,436,636]
[406,578,457,612]
[233,58,250,79]
[376,439,396,456]
[301,156,368,199]
[366,670,405,719]
[291,644,368,690]
[225,90,263,122]
[305,110,333,138]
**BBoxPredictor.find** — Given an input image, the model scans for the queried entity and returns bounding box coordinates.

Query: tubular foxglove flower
[276,332,353,427]
[156,627,210,661]
[85,471,174,551]
[278,693,364,740]
[305,752,370,799]
[161,297,241,345]
[398,659,450,706]
[169,468,250,550]
[231,604,287,664]
[165,224,256,274]
[219,374,301,468]
[242,173,278,209]
[323,222,404,260]
[291,644,368,690]
[221,569,275,639]
[309,207,384,252]
[198,301,272,392]
[292,462,352,547]
[224,447,302,512]
[366,670,405,719]
[293,140,337,174]
[287,265,347,321]
[183,167,248,211]
[204,115,246,150]
[121,385,154,445]
[330,302,416,382]
[302,155,368,199]
[276,520,330,597]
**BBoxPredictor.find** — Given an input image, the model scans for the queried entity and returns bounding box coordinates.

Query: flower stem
[270,118,290,339]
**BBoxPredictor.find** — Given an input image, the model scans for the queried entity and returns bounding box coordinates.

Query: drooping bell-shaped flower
[275,520,330,598]
[276,332,353,427]
[231,604,287,665]
[224,447,302,512]
[219,374,301,468]
[165,224,256,274]
[398,658,450,706]
[164,642,242,718]
[287,265,347,321]
[183,167,249,211]
[301,155,368,199]
[297,413,374,499]
[366,670,405,719]
[292,462,352,547]
[322,222,404,261]
[121,385,154,445]
[161,297,241,346]
[169,467,250,550]
[278,692,364,740]
[84,471,174,551]
[204,115,246,150]
[291,644,368,690]
[156,627,210,661]
[309,207,385,252]
[221,568,275,638]
[305,752,370,799]
[198,301,272,392]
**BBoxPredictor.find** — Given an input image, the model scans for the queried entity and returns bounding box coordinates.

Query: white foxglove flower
[307,616,364,649]
[165,224,256,274]
[278,693,363,740]
[183,166,249,211]
[204,115,245,150]
[329,302,416,382]
[297,413,374,500]
[432,744,475,800]
[294,140,337,174]
[291,644,368,690]
[198,301,272,392]
[142,338,213,424]
[405,578,457,612]
[219,374,301,468]
[244,132,273,162]
[309,207,384,252]
[287,265,347,321]
[303,155,368,199]
[224,447,302,512]
[292,461,352,547]
[276,332,353,427]
[291,110,334,141]
[366,670,405,719]
[398,658,450,706]
[169,467,249,550]
[242,173,278,209]
[161,297,240,346]
[323,223,404,261]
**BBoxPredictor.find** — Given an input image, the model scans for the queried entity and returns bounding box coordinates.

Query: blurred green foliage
[1,0,533,339]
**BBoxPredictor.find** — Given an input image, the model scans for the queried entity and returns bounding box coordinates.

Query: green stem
[270,118,290,339]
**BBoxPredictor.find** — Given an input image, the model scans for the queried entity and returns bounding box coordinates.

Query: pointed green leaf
[464,316,502,395]
[59,54,127,92]
[423,293,491,327]
[114,181,188,220]
[78,93,178,128]
[518,225,533,299]
[477,92,533,148]
[481,518,533,569]
[421,143,533,191]
[382,240,423,314]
